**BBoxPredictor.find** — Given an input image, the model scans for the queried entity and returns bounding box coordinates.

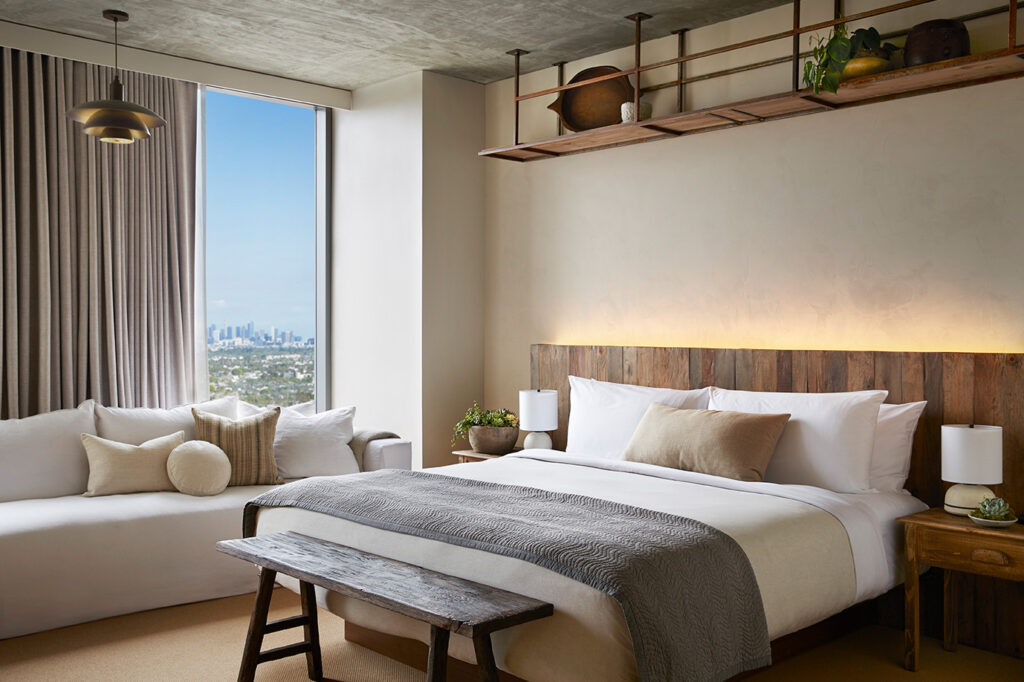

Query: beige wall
[482,2,1024,412]
[422,72,486,468]
[332,72,424,463]
[332,71,484,468]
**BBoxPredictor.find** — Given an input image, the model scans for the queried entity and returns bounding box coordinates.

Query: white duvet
[255,450,926,682]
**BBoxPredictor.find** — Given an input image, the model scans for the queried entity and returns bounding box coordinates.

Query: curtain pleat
[0,47,198,418]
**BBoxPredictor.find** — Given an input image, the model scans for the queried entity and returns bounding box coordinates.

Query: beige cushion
[193,407,282,486]
[81,431,184,496]
[167,441,232,496]
[622,403,790,482]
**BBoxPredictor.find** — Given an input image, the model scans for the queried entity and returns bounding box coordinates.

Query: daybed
[0,396,411,640]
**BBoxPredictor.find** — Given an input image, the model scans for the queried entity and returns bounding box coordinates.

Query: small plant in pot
[452,402,520,455]
[804,25,899,94]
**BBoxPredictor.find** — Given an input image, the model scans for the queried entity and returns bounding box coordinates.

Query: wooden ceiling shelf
[481,1,1023,162]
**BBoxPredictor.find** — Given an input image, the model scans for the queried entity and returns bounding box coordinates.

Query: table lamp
[519,389,558,450]
[941,424,1002,515]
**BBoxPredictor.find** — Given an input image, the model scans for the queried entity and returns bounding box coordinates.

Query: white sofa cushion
[95,396,238,444]
[238,400,315,418]
[82,431,183,496]
[0,400,97,503]
[275,407,358,479]
[0,486,276,639]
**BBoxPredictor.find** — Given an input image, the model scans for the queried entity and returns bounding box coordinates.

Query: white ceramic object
[967,513,1018,528]
[620,100,652,123]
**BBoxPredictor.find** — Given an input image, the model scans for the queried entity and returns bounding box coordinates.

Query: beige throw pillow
[623,403,790,482]
[167,441,232,496]
[193,407,282,486]
[81,431,184,496]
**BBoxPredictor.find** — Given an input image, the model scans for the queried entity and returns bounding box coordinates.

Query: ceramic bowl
[967,513,1018,528]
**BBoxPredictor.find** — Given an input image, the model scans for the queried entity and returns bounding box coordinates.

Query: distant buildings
[207,321,314,349]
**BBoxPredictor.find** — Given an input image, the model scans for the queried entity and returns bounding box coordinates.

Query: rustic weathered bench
[217,531,554,682]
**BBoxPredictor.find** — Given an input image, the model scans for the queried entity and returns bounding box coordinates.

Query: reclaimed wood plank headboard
[531,345,1024,510]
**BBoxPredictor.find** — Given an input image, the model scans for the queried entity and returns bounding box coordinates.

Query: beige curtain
[0,48,198,418]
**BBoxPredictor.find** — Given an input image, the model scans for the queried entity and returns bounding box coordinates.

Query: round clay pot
[467,426,519,455]
[903,19,970,67]
[841,55,892,81]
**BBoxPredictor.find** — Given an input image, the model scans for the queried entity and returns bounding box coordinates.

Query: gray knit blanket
[243,469,770,682]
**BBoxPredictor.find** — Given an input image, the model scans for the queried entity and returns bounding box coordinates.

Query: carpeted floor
[2,589,1023,681]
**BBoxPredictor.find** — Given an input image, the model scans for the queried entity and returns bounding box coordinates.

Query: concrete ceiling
[1,1,789,90]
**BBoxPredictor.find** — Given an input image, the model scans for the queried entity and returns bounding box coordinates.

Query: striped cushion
[192,407,283,486]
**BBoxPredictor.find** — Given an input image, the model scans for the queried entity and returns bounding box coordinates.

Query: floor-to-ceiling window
[200,88,327,407]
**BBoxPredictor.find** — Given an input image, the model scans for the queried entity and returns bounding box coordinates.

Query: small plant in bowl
[804,25,899,94]
[968,497,1018,528]
[452,402,520,455]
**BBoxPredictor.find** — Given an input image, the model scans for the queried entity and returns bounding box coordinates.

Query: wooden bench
[217,531,554,682]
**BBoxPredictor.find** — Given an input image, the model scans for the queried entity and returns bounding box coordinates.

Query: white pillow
[167,440,232,496]
[708,387,887,493]
[0,400,97,502]
[95,396,238,444]
[274,406,358,479]
[869,401,927,493]
[81,431,183,496]
[566,376,711,459]
[237,399,316,418]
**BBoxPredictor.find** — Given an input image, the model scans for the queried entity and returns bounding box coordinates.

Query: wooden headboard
[531,345,1024,509]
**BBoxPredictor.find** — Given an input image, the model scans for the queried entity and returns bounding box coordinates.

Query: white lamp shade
[519,389,558,431]
[941,424,1002,485]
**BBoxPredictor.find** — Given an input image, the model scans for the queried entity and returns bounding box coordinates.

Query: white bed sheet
[256,450,925,681]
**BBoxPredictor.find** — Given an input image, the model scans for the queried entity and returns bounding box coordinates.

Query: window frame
[194,85,331,410]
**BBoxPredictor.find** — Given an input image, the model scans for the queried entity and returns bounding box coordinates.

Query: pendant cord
[114,19,118,73]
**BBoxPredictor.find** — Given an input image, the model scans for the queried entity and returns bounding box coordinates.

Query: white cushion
[275,406,358,479]
[708,388,887,493]
[566,376,711,459]
[81,431,183,497]
[94,396,238,445]
[167,441,232,496]
[869,401,927,493]
[0,485,276,639]
[237,395,313,417]
[0,400,97,502]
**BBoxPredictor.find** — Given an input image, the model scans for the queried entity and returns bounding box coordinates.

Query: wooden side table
[899,507,1024,671]
[452,448,521,464]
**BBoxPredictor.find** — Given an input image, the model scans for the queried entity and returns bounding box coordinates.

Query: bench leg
[473,633,499,682]
[300,581,324,680]
[239,567,277,682]
[426,625,450,682]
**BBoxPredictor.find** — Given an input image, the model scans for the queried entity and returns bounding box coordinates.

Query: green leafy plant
[804,25,898,94]
[452,402,519,446]
[973,497,1017,521]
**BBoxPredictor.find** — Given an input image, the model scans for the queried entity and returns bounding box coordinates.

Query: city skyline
[207,320,313,348]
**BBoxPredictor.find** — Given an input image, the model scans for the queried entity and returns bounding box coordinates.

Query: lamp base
[523,431,552,450]
[944,483,996,516]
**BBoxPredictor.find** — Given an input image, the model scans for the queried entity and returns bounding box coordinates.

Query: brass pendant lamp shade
[68,10,165,144]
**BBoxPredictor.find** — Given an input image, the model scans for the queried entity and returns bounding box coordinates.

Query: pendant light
[68,9,165,144]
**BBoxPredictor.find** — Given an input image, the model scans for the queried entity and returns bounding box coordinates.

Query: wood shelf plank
[480,48,1024,162]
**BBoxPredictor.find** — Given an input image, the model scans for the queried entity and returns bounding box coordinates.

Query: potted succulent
[804,25,899,94]
[968,497,1018,528]
[452,402,520,455]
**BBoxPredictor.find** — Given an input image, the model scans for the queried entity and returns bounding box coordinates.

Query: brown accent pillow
[622,403,790,482]
[193,407,282,486]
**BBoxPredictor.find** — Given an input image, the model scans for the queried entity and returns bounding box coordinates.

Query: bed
[248,344,1024,680]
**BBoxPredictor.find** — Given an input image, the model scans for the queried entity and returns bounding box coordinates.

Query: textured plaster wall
[482,0,1024,412]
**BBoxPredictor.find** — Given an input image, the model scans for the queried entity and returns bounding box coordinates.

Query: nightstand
[452,448,521,464]
[899,507,1024,671]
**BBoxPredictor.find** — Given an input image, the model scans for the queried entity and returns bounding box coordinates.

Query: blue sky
[205,90,316,339]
